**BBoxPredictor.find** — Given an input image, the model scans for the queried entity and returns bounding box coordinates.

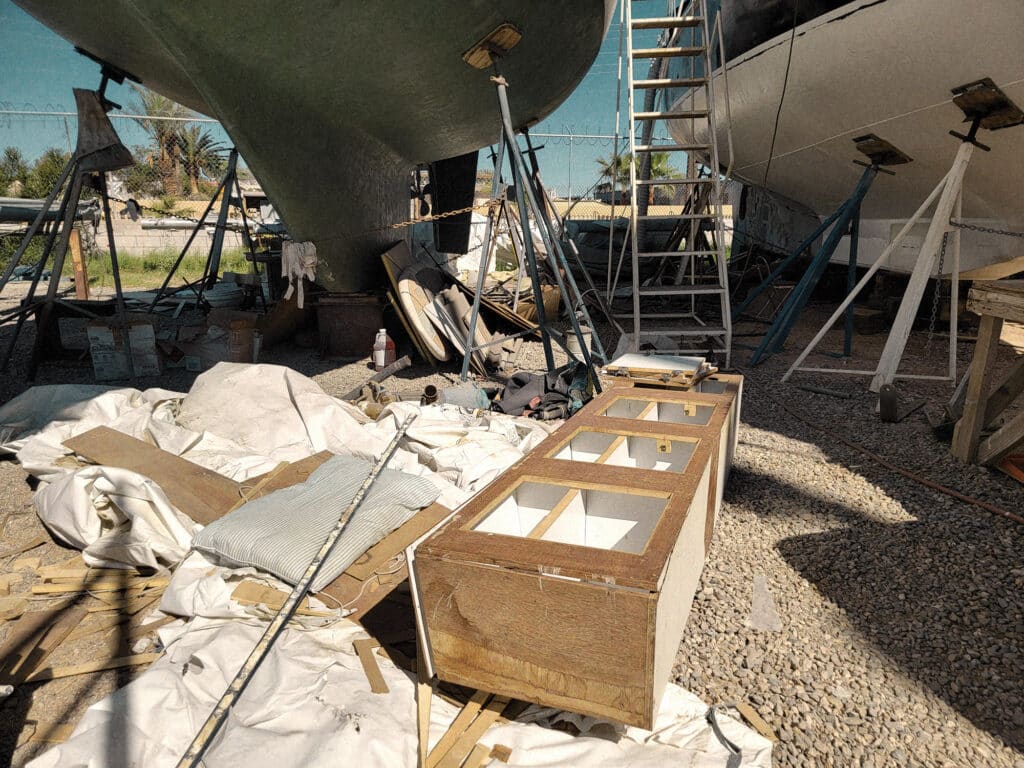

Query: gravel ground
[1,287,1023,767]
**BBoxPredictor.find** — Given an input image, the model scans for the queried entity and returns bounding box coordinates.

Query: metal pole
[460,138,505,380]
[843,202,862,357]
[203,148,239,292]
[0,156,75,292]
[176,415,415,768]
[98,172,135,380]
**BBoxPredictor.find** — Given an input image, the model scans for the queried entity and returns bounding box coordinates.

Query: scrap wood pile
[382,241,556,375]
[0,361,772,767]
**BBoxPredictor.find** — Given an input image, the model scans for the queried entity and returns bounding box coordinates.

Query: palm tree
[596,153,630,189]
[130,85,193,196]
[176,126,226,196]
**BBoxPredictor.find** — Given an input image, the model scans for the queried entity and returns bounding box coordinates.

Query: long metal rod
[0,156,75,292]
[607,0,626,296]
[148,168,231,312]
[460,138,505,381]
[98,172,134,380]
[202,148,239,294]
[176,414,415,768]
[843,202,862,357]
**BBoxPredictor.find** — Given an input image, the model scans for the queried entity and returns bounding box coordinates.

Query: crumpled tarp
[28,554,774,768]
[0,363,556,571]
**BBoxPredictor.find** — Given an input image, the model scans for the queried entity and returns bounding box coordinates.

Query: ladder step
[633,46,705,59]
[635,143,710,152]
[636,213,713,221]
[633,77,706,90]
[635,178,712,185]
[639,285,726,296]
[635,110,708,121]
[631,16,703,29]
[635,250,721,258]
[638,326,729,336]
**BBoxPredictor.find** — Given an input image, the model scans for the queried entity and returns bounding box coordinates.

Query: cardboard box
[87,320,160,380]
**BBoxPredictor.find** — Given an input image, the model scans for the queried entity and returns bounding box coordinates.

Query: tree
[176,125,225,196]
[23,148,71,198]
[131,85,194,196]
[0,147,29,195]
[596,153,630,189]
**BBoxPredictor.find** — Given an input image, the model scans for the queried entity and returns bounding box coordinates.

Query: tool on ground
[175,414,415,768]
[341,355,411,401]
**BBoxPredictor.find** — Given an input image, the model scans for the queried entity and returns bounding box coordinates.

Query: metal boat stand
[0,71,137,380]
[783,79,1024,393]
[146,148,261,314]
[739,134,912,364]
[456,68,608,390]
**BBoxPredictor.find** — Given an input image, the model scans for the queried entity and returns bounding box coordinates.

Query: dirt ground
[1,279,1022,767]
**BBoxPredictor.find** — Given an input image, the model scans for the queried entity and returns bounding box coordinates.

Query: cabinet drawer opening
[550,429,697,473]
[601,397,714,426]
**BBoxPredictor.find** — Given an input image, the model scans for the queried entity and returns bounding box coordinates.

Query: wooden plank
[489,745,513,763]
[735,701,779,743]
[463,743,491,768]
[353,638,389,694]
[63,427,241,525]
[997,455,1024,483]
[23,720,76,745]
[977,408,1024,466]
[240,451,333,499]
[231,580,333,617]
[25,653,161,682]
[345,503,452,581]
[436,696,510,768]
[525,489,578,540]
[69,228,88,300]
[982,357,1024,428]
[226,461,290,513]
[425,690,491,768]
[952,315,1005,462]
[389,289,437,367]
[0,606,89,683]
[0,534,48,559]
[967,280,1024,324]
[31,576,168,594]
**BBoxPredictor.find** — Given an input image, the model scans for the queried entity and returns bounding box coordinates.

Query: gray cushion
[192,454,440,593]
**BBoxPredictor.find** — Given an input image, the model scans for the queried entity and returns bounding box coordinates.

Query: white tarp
[29,555,773,768]
[0,363,557,572]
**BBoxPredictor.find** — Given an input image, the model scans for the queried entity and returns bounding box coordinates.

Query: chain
[949,220,1024,239]
[924,232,948,350]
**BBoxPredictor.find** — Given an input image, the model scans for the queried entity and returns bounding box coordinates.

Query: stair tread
[635,110,708,120]
[633,46,706,58]
[633,78,707,89]
[631,16,703,29]
[634,143,710,152]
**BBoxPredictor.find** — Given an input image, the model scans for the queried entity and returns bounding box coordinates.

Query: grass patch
[86,248,252,289]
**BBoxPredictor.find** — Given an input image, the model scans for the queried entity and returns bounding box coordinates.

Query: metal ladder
[624,0,731,365]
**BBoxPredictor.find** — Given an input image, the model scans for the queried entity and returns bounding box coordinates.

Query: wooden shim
[354,638,389,694]
[63,427,240,525]
[0,596,27,621]
[464,743,491,768]
[426,690,491,768]
[31,576,168,594]
[489,744,513,763]
[436,696,510,768]
[25,653,161,682]
[0,606,88,683]
[231,580,333,617]
[735,701,778,743]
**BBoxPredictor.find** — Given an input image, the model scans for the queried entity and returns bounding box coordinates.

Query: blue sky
[0,1,671,198]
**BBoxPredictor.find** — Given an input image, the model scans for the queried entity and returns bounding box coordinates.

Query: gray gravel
[2,290,1023,767]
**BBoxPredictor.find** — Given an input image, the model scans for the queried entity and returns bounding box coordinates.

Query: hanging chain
[949,220,1024,239]
[924,232,948,350]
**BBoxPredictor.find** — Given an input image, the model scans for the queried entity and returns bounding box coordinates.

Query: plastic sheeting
[28,555,773,768]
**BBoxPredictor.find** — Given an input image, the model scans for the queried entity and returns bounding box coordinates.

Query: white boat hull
[669,0,1024,274]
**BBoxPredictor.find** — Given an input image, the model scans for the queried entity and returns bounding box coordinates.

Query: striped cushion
[193,454,440,593]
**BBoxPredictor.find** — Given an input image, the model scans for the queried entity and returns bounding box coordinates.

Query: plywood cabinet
[414,379,741,728]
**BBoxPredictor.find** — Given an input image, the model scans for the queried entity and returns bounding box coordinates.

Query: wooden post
[951,314,1003,462]
[69,228,89,300]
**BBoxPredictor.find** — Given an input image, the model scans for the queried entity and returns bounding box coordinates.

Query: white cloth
[281,240,317,308]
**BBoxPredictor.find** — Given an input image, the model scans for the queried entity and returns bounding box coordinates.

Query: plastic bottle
[372,328,396,371]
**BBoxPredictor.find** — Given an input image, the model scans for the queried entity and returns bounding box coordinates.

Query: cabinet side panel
[417,554,655,727]
[653,460,710,712]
